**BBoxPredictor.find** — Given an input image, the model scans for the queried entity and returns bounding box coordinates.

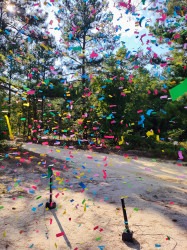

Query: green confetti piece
[0,206,4,209]
[36,196,42,200]
[169,78,187,101]
[20,118,26,121]
[180,147,185,151]
[14,182,19,187]
[18,196,24,198]
[134,207,139,211]
[82,199,86,204]
[96,237,102,241]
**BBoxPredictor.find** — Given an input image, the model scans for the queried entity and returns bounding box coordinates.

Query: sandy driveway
[0,143,187,250]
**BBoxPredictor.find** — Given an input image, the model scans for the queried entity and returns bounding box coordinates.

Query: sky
[42,0,168,55]
[34,0,171,76]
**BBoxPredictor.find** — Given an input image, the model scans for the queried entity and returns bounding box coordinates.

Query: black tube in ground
[50,175,52,204]
[121,198,130,232]
[46,166,56,209]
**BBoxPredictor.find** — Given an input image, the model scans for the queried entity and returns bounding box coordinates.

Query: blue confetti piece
[38,203,43,207]
[98,246,105,250]
[155,244,161,248]
[79,182,86,189]
[29,190,35,194]
[98,97,105,101]
[146,109,154,116]
[32,207,37,212]
[41,174,48,178]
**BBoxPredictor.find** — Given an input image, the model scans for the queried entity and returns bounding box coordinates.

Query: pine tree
[54,0,121,87]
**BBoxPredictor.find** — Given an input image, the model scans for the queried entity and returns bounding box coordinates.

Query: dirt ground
[0,143,187,250]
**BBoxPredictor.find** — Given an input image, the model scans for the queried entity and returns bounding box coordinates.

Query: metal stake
[121,198,133,242]
[46,165,56,209]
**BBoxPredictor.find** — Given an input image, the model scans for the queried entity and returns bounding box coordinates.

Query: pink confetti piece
[104,135,114,139]
[137,110,143,113]
[160,95,168,99]
[55,193,59,198]
[42,142,49,145]
[56,232,64,237]
[103,156,107,161]
[178,151,184,160]
[27,90,35,95]
[102,170,107,179]
[90,51,98,58]
[87,155,93,159]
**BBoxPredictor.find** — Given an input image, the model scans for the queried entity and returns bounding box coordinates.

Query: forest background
[0,0,187,160]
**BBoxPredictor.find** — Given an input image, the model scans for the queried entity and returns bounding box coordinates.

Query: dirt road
[0,143,187,250]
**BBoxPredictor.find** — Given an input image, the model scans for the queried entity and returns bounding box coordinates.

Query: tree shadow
[50,209,72,249]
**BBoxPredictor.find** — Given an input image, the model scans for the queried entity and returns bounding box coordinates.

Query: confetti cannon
[46,164,56,209]
[121,198,133,242]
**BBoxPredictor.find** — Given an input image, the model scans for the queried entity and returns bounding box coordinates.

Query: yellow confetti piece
[55,243,57,249]
[56,150,61,153]
[84,203,86,212]
[146,130,154,137]
[156,135,160,141]
[121,196,128,199]
[40,154,46,157]
[3,231,6,237]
